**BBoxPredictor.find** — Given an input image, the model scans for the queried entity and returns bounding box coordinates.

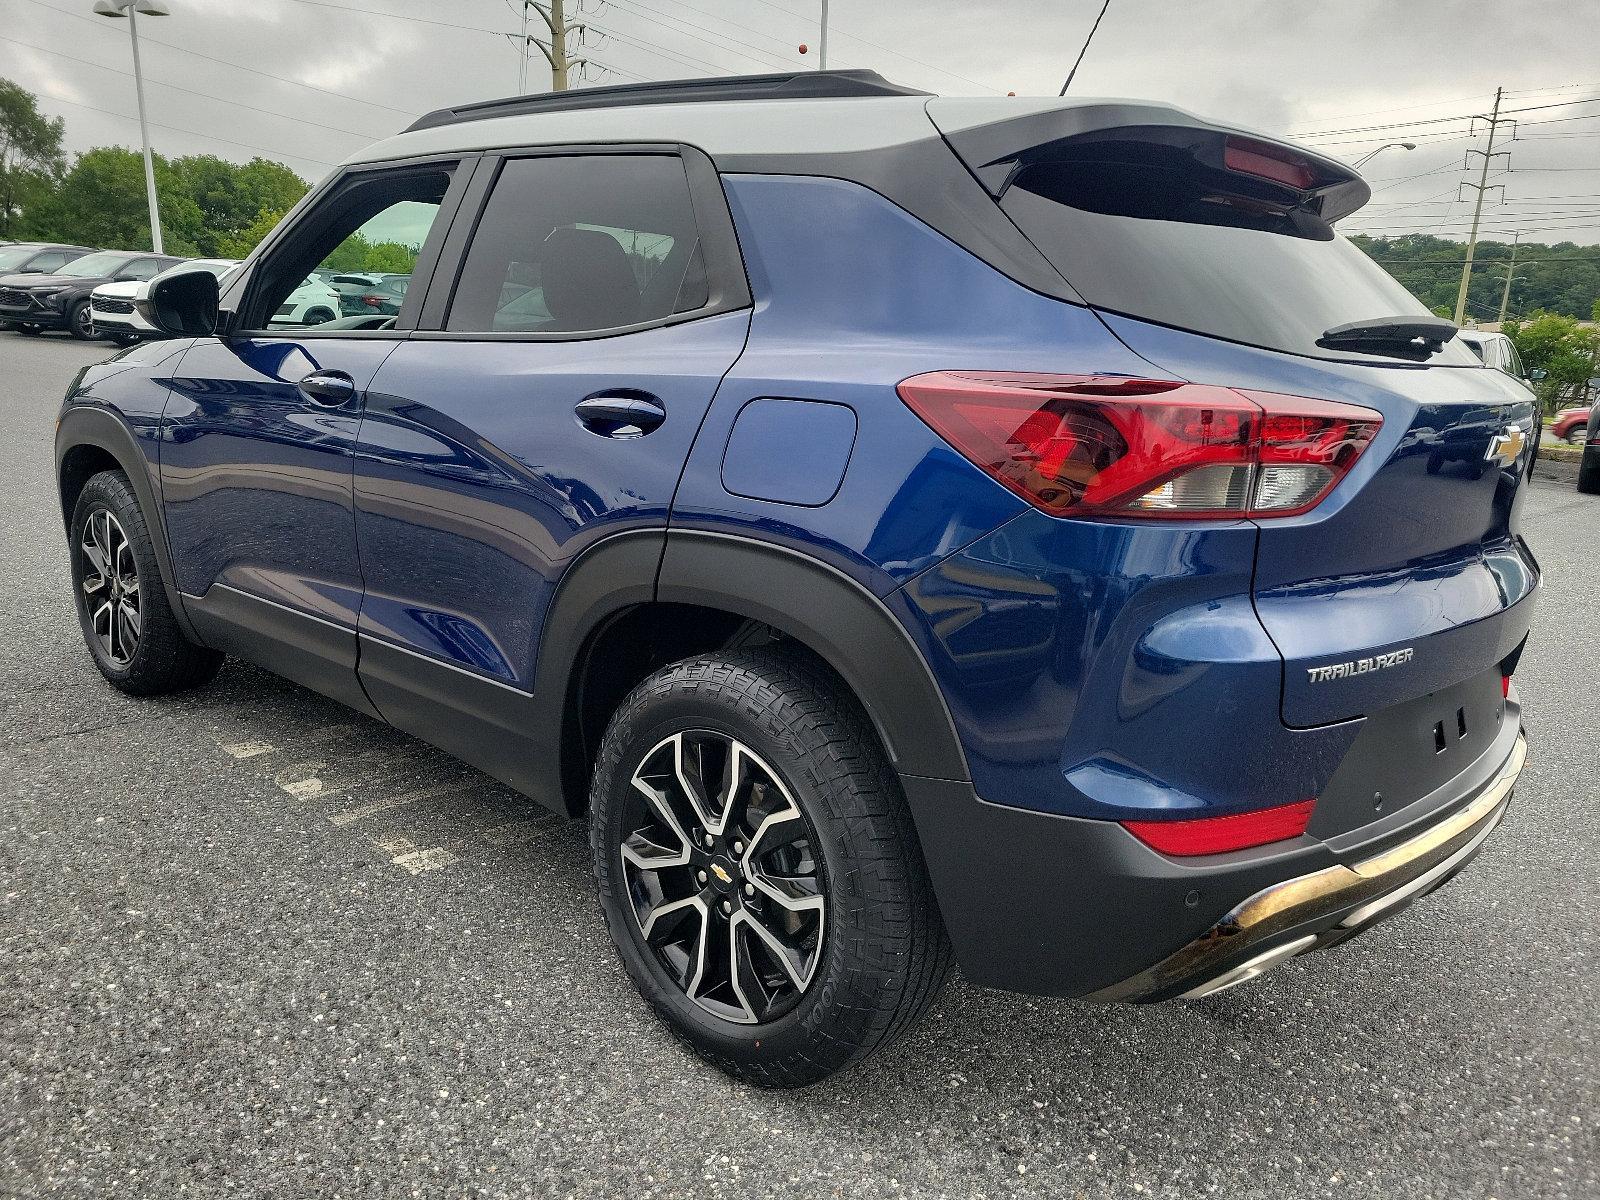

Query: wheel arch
[535,529,970,816]
[55,406,197,641]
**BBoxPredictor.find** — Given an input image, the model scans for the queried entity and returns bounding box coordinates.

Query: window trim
[218,152,478,341]
[409,141,751,343]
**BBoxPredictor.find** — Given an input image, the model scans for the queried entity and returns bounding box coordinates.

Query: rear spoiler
[929,99,1370,226]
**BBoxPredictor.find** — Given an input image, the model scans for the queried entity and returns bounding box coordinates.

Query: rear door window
[29,249,78,272]
[445,154,709,335]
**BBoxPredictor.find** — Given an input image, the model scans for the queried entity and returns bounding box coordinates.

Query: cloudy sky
[4,0,1599,243]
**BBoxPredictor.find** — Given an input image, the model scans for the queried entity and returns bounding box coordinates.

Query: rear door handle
[298,369,357,408]
[575,393,666,438]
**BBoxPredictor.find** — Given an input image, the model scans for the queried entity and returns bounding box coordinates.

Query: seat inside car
[541,226,641,331]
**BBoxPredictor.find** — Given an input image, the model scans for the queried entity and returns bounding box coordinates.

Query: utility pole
[1453,87,1512,325]
[1497,231,1521,325]
[523,0,585,92]
[818,0,828,69]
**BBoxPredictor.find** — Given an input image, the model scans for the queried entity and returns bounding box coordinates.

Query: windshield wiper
[1317,315,1458,361]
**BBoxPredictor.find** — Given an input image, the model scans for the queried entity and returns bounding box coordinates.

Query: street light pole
[1352,141,1416,169]
[818,0,828,69]
[93,0,169,255]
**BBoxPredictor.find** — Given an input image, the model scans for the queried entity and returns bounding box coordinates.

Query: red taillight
[1224,136,1318,189]
[1122,798,1316,857]
[897,372,1382,520]
[361,294,384,307]
[1502,674,1512,698]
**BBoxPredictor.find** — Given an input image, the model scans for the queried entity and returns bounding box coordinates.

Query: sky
[3,0,1599,244]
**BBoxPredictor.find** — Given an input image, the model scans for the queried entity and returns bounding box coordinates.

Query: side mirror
[1530,368,1548,381]
[137,267,219,337]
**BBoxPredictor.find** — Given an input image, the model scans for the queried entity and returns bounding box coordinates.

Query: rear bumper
[902,719,1526,1001]
[1086,732,1524,1001]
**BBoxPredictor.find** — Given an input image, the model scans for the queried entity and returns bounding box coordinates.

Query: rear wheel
[69,471,223,694]
[15,324,42,336]
[304,307,335,325]
[1565,427,1588,446]
[589,647,952,1087]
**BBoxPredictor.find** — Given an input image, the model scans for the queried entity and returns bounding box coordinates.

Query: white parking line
[329,780,480,828]
[220,739,275,759]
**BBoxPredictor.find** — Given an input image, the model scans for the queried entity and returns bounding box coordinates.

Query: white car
[271,276,342,327]
[90,258,240,344]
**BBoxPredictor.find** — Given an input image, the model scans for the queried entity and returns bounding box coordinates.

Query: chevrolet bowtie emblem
[1485,425,1527,468]
[710,862,733,885]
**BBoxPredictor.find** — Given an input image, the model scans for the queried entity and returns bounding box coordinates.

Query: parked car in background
[52,71,1538,1088]
[1550,406,1591,445]
[90,258,240,345]
[1458,330,1533,387]
[341,275,409,316]
[269,275,342,326]
[327,272,388,314]
[0,243,96,329]
[1,250,180,339]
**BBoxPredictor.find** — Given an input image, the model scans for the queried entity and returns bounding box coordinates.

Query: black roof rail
[403,70,930,133]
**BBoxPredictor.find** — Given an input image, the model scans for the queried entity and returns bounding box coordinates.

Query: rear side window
[447,154,708,335]
[29,250,77,272]
[999,157,1479,365]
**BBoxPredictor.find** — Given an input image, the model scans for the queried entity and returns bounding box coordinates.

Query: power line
[0,32,386,142]
[25,87,335,169]
[18,0,417,116]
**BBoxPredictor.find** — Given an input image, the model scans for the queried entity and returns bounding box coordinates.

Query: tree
[172,154,306,257]
[23,146,204,254]
[215,206,287,259]
[1351,234,1600,324]
[0,78,66,237]
[1502,310,1600,412]
[362,241,418,273]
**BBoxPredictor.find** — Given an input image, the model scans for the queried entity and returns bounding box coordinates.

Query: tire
[67,300,94,340]
[303,307,334,325]
[1565,428,1588,446]
[589,646,952,1088]
[110,333,141,347]
[1579,452,1600,495]
[69,471,224,695]
[15,324,42,336]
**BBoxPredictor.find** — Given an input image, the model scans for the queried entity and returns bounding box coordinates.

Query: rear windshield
[1001,163,1479,366]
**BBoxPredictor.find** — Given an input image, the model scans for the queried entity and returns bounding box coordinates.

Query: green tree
[215,206,286,259]
[1502,310,1600,412]
[171,154,306,257]
[24,146,203,253]
[0,78,66,237]
[1351,234,1600,323]
[362,241,417,273]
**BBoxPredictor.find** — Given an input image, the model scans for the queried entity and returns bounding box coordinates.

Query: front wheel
[68,300,94,340]
[303,307,335,326]
[14,323,42,336]
[1565,427,1588,446]
[69,471,224,694]
[590,647,952,1088]
[1579,453,1600,495]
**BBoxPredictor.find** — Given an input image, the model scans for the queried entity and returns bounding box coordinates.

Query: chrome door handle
[575,393,666,438]
[298,369,357,408]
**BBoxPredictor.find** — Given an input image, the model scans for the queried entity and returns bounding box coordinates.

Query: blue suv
[54,72,1537,1086]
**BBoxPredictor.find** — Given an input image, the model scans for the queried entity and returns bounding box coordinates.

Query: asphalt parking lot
[2,333,1595,1199]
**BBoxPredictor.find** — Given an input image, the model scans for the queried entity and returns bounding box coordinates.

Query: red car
[1552,406,1591,444]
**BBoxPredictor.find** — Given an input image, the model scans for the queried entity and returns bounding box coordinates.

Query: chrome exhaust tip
[1179,934,1318,1000]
